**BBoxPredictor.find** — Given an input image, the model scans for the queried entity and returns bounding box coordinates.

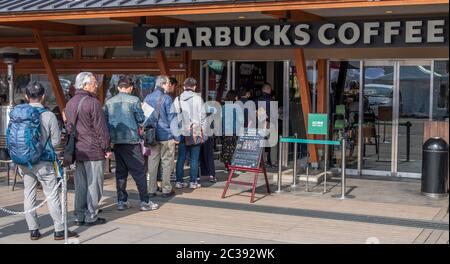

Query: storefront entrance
[331,59,449,178]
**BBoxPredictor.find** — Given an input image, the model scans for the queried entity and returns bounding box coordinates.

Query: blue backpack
[6,104,54,168]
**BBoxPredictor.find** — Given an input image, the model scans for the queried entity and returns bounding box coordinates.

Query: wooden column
[316,59,327,141]
[184,50,192,78]
[99,74,111,105]
[294,48,319,163]
[33,29,66,111]
[155,50,170,76]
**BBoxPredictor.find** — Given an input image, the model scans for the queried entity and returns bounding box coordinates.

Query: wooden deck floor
[0,171,448,244]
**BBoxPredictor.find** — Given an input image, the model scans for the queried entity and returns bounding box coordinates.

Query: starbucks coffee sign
[134,17,448,50]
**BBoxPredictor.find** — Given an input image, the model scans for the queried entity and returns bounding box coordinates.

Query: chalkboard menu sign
[231,130,264,169]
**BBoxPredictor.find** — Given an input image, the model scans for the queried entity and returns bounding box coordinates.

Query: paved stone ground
[0,163,448,244]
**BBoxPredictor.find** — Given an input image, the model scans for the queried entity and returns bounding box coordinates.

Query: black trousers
[200,137,215,177]
[114,144,149,203]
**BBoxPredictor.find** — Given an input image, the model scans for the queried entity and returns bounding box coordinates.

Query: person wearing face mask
[64,72,112,226]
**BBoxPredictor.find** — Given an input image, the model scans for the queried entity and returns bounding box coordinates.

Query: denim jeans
[176,140,201,183]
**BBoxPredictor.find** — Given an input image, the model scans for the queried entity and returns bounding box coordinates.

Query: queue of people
[7,71,277,241]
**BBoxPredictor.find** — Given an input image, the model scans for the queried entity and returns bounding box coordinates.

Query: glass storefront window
[329,61,361,169]
[106,74,156,102]
[0,73,103,108]
[204,60,227,101]
[432,60,449,120]
[25,48,74,59]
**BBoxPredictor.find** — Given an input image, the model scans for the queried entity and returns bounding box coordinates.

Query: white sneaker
[175,182,188,189]
[140,201,159,211]
[189,182,201,189]
[117,201,130,211]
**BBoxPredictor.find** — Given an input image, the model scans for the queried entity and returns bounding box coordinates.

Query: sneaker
[209,176,217,183]
[117,201,130,211]
[84,217,107,226]
[74,220,84,226]
[54,230,79,241]
[175,182,188,189]
[140,201,159,211]
[189,182,201,189]
[161,191,175,198]
[30,230,41,241]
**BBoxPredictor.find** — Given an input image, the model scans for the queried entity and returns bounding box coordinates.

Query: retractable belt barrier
[277,136,348,199]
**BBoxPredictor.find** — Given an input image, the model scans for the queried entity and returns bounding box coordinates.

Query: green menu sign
[308,114,328,135]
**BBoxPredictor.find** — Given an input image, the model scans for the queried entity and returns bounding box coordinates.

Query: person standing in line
[258,83,278,168]
[11,82,79,240]
[219,90,244,172]
[144,75,177,198]
[65,72,112,226]
[104,75,159,211]
[200,102,217,183]
[174,78,206,189]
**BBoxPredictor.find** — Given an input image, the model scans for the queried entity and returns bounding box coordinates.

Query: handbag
[178,97,205,146]
[143,94,165,147]
[63,96,88,167]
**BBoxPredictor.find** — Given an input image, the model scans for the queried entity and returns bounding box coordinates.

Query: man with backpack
[64,72,111,226]
[7,82,79,240]
[104,75,159,211]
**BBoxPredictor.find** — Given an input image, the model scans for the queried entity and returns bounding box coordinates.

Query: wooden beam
[33,29,66,111]
[316,59,327,142]
[74,44,81,60]
[262,10,323,21]
[111,16,192,26]
[0,60,185,73]
[184,51,192,78]
[1,0,445,22]
[294,48,319,163]
[316,59,327,115]
[155,50,170,76]
[0,35,133,48]
[2,21,84,34]
[99,74,111,105]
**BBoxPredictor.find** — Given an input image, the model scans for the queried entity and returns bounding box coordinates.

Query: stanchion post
[340,138,346,199]
[276,136,282,193]
[292,133,298,188]
[323,144,328,194]
[305,152,310,192]
[63,167,68,244]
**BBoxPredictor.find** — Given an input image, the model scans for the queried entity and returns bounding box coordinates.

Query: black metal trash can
[421,137,449,198]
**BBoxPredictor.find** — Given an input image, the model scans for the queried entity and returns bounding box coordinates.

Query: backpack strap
[36,107,56,161]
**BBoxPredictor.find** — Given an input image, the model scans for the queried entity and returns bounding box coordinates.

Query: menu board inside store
[231,129,264,169]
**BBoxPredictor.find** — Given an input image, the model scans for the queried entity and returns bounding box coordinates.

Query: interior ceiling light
[385,10,393,14]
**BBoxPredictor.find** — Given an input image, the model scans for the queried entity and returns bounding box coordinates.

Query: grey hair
[75,72,95,90]
[155,75,169,90]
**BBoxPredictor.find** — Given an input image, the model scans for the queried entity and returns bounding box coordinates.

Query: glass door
[360,61,395,176]
[395,60,432,178]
